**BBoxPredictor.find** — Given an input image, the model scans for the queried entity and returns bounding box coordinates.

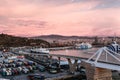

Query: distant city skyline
[0,0,120,37]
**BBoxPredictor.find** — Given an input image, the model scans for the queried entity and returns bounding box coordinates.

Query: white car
[22,67,29,74]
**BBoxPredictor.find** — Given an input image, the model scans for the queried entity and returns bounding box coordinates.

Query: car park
[1,60,38,76]
[0,51,41,77]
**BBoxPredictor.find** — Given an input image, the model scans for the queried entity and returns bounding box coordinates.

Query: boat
[75,42,92,50]
[107,41,120,53]
[30,48,49,54]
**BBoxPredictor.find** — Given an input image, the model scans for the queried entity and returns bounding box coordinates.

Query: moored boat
[75,42,92,50]
[107,41,120,53]
[30,48,49,54]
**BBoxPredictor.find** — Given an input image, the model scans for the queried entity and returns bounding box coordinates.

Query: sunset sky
[0,0,120,37]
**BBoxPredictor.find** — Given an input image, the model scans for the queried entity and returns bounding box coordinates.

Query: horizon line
[0,33,119,38]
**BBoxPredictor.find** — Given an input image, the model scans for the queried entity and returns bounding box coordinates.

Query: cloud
[0,0,120,36]
[0,18,47,27]
[93,0,120,9]
[0,18,48,36]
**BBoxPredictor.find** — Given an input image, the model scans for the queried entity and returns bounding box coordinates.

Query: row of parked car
[0,60,37,68]
[27,74,45,80]
[0,65,38,76]
[27,55,63,74]
[0,60,48,76]
[0,52,42,76]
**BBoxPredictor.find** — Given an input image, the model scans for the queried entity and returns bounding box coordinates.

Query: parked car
[3,59,9,64]
[37,65,46,72]
[24,62,29,66]
[12,68,20,75]
[48,69,58,74]
[32,65,37,70]
[11,63,16,67]
[1,68,7,76]
[78,67,86,79]
[27,74,45,80]
[27,66,34,73]
[78,67,86,75]
[28,61,34,66]
[7,68,12,75]
[1,68,12,76]
[48,65,59,74]
[22,66,29,74]
[11,69,15,75]
[18,67,22,72]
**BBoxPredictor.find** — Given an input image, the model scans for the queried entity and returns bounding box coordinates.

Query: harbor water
[50,48,99,60]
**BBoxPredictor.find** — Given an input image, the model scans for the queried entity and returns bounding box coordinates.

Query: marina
[0,44,120,80]
[0,0,120,79]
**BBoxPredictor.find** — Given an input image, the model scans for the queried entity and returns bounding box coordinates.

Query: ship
[107,41,120,54]
[30,48,49,54]
[75,42,92,50]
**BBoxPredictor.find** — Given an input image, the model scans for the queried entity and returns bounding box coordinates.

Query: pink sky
[0,0,120,37]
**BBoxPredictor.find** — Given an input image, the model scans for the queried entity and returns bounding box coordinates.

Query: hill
[31,34,94,42]
[0,34,50,47]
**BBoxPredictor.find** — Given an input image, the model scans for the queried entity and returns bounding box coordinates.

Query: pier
[47,46,74,50]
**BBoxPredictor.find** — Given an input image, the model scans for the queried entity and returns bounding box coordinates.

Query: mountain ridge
[31,34,95,39]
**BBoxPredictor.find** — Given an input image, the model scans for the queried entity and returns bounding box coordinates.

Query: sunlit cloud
[0,0,120,37]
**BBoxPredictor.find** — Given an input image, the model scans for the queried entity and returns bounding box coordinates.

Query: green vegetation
[0,33,50,47]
